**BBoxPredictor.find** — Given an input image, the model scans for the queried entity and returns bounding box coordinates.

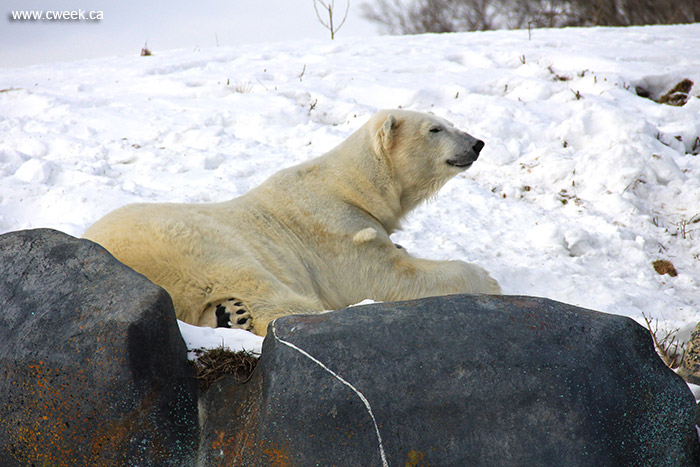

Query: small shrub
[141,41,152,57]
[642,313,686,370]
[313,0,349,40]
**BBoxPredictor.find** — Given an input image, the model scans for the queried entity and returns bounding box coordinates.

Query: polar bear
[83,109,500,336]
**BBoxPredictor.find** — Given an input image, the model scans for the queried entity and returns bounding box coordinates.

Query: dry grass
[642,313,686,370]
[190,346,259,391]
[232,81,254,93]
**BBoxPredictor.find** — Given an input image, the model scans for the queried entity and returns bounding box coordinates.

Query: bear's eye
[429,127,442,133]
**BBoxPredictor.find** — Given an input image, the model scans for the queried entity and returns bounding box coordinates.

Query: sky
[1,0,378,68]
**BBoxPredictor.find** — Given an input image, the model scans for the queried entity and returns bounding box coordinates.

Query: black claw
[235,308,247,315]
[237,317,248,325]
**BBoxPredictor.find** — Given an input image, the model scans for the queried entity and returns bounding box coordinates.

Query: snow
[1,25,699,375]
[177,321,264,358]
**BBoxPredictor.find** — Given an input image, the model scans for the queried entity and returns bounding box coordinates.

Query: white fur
[83,110,500,336]
[353,228,378,244]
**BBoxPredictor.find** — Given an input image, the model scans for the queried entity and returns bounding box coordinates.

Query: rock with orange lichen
[3,229,699,466]
[0,228,199,466]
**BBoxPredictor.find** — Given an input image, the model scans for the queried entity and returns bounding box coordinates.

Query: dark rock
[0,229,199,466]
[4,228,696,465]
[199,294,700,466]
[679,321,700,385]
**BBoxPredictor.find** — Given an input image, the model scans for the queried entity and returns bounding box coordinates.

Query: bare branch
[314,0,351,40]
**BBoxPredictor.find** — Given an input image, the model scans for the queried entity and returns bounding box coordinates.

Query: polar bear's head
[371,109,484,211]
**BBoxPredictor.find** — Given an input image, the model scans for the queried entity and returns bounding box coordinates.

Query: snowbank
[1,24,699,358]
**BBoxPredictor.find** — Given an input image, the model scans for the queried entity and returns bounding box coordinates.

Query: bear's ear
[375,114,397,153]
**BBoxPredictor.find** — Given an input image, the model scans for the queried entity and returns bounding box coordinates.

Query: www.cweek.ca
[10,9,104,21]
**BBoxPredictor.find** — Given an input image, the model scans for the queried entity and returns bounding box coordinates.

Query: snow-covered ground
[1,25,699,370]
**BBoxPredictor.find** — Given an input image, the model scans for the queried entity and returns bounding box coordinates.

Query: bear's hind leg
[194,264,325,336]
[198,298,253,331]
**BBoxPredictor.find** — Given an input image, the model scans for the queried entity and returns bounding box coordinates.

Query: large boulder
[0,229,199,466]
[3,228,697,466]
[679,321,700,385]
[199,294,700,466]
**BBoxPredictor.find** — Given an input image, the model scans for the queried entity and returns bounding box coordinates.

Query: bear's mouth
[446,160,473,169]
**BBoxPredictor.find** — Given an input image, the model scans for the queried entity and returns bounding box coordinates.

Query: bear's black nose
[473,140,485,155]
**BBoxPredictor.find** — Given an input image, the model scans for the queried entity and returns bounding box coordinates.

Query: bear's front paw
[207,298,253,331]
[472,267,501,295]
[484,274,501,295]
[455,262,501,295]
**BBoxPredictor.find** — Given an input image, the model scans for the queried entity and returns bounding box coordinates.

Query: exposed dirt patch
[658,79,694,106]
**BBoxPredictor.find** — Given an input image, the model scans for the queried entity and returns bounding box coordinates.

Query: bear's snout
[447,139,484,168]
